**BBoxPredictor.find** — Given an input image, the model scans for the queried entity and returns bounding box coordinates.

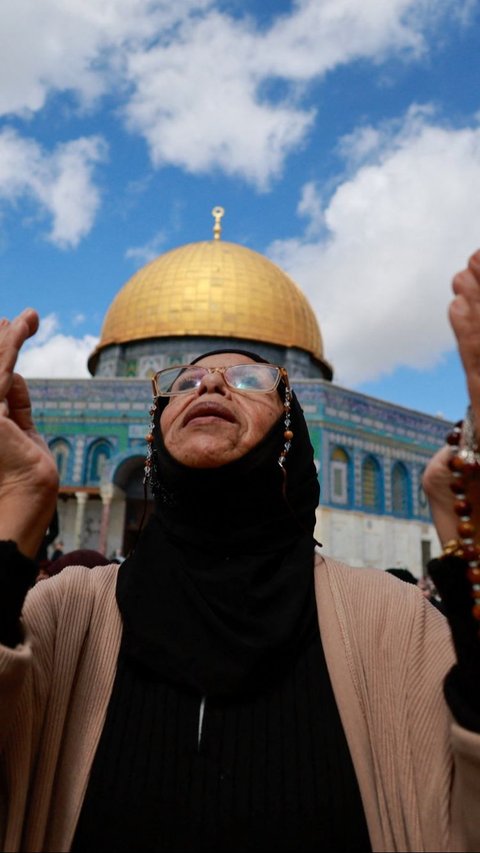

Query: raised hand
[0,310,59,558]
[423,250,480,547]
[450,250,480,430]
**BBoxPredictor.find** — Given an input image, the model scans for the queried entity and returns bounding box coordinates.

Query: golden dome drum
[88,239,330,375]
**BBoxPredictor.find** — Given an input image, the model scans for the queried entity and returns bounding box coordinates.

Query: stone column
[74,491,88,550]
[98,485,114,555]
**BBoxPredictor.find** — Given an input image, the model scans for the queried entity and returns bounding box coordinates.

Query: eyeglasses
[152,363,289,397]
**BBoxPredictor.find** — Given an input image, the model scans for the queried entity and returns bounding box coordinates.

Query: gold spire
[212,206,224,240]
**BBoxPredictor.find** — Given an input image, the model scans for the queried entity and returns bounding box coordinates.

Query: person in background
[1,251,480,851]
[50,539,64,561]
[36,548,111,582]
[33,506,59,575]
[385,567,419,585]
[385,567,444,611]
[417,574,441,603]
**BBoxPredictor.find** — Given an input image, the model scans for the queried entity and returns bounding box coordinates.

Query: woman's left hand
[423,250,480,548]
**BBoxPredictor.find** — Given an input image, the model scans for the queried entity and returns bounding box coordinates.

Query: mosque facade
[29,210,449,574]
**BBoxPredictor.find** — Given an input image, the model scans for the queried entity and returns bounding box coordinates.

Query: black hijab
[116,350,320,697]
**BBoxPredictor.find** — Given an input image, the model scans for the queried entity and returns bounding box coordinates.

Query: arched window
[417,467,431,519]
[391,462,410,517]
[330,446,350,505]
[86,439,113,484]
[48,438,71,482]
[362,455,382,512]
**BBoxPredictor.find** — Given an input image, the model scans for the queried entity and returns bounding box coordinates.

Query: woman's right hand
[0,310,59,558]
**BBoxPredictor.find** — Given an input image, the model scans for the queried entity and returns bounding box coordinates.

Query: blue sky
[1,0,479,422]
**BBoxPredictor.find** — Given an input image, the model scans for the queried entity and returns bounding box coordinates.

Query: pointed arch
[86,439,114,485]
[330,445,352,506]
[362,454,382,513]
[48,438,72,482]
[391,461,411,517]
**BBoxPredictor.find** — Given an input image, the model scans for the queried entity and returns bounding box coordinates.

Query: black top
[72,628,372,853]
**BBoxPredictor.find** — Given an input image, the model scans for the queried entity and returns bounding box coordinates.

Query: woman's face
[160,353,284,468]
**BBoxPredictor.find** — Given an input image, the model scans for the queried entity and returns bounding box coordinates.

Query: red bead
[284,430,294,440]
[454,498,473,516]
[449,455,467,472]
[449,478,466,495]
[446,430,461,446]
[472,603,480,621]
[468,566,480,582]
[458,520,476,538]
[462,545,479,562]
[146,433,154,443]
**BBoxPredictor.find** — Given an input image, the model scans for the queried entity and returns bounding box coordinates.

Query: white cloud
[268,108,480,385]
[123,10,314,187]
[125,229,168,264]
[0,0,212,115]
[297,181,325,236]
[72,313,86,326]
[17,313,98,377]
[258,0,426,75]
[0,0,472,188]
[33,313,60,344]
[0,129,106,247]
[122,0,472,187]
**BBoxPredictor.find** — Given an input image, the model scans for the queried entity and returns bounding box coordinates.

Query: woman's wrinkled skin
[160,353,283,468]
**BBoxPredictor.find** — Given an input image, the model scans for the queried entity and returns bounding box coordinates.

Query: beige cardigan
[1,553,480,852]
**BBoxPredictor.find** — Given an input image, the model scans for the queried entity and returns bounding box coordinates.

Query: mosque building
[29,207,449,573]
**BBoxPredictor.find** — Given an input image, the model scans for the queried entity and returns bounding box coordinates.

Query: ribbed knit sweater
[2,554,480,851]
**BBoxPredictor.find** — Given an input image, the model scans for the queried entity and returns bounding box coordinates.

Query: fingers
[423,444,464,546]
[6,373,36,432]
[449,251,480,409]
[13,308,39,338]
[0,308,39,400]
[450,250,480,320]
[0,308,39,347]
[422,445,453,504]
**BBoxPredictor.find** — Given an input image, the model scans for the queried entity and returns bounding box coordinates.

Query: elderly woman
[1,253,480,852]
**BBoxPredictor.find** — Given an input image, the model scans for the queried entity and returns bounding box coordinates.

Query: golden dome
[89,238,329,374]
